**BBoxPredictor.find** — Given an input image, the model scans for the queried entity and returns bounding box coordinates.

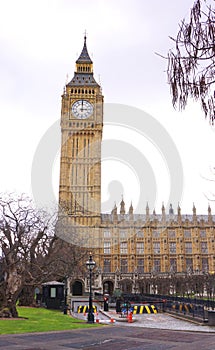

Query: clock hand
[80,100,85,112]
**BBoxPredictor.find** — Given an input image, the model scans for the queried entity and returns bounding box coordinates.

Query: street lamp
[63,276,68,315]
[86,253,96,323]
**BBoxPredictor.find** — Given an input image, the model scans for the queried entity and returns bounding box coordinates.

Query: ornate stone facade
[59,37,215,296]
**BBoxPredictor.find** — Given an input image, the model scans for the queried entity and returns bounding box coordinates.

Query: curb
[164,311,207,326]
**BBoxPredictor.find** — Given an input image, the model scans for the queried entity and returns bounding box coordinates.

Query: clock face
[71,100,93,119]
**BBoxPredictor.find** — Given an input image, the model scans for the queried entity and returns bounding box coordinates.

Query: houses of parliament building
[58,36,215,296]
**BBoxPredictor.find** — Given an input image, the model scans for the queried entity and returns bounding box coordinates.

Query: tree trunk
[8,300,18,318]
[0,268,23,318]
[0,295,19,318]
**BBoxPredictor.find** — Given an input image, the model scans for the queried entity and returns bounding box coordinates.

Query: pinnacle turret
[67,35,99,87]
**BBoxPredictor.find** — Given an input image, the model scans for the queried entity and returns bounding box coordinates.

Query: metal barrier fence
[142,293,215,309]
[163,301,206,320]
[110,293,214,322]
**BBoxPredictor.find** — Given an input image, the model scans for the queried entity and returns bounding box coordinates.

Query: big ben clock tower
[59,35,103,228]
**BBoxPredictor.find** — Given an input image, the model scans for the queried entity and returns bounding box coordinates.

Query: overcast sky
[0,0,215,215]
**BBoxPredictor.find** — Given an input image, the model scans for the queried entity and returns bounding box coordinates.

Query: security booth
[42,281,65,309]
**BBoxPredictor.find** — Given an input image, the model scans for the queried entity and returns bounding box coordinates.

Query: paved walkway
[113,313,215,332]
[76,309,215,333]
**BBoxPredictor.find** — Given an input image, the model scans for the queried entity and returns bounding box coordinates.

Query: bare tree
[167,0,215,123]
[0,194,57,317]
[0,193,87,317]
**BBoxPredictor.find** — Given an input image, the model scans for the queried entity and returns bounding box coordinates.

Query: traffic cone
[110,317,115,323]
[128,312,133,323]
[96,312,100,323]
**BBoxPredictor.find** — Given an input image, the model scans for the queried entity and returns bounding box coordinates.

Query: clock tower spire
[59,36,103,228]
[76,34,92,64]
[67,35,100,90]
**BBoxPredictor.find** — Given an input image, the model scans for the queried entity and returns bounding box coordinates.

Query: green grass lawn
[0,307,100,334]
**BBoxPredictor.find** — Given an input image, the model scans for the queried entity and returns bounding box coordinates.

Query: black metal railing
[109,293,215,322]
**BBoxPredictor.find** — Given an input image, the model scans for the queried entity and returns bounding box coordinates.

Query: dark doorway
[120,279,133,293]
[103,281,114,295]
[72,281,83,296]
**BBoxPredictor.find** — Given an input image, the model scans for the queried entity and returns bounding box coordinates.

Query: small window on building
[104,259,111,273]
[201,242,208,253]
[202,258,208,272]
[186,258,193,271]
[120,242,128,254]
[104,242,111,254]
[170,258,177,272]
[169,242,176,254]
[154,259,160,272]
[200,230,206,238]
[152,230,160,238]
[104,230,111,239]
[184,230,191,238]
[168,230,176,238]
[50,287,56,298]
[121,259,128,273]
[185,242,192,254]
[136,230,144,238]
[136,242,144,254]
[137,259,144,273]
[120,230,127,239]
[153,242,160,254]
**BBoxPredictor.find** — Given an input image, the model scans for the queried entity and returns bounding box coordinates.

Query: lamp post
[63,276,68,315]
[86,253,96,323]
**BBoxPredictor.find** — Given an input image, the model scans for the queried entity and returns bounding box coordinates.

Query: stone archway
[138,280,151,294]
[119,279,133,293]
[103,280,114,295]
[72,280,83,296]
